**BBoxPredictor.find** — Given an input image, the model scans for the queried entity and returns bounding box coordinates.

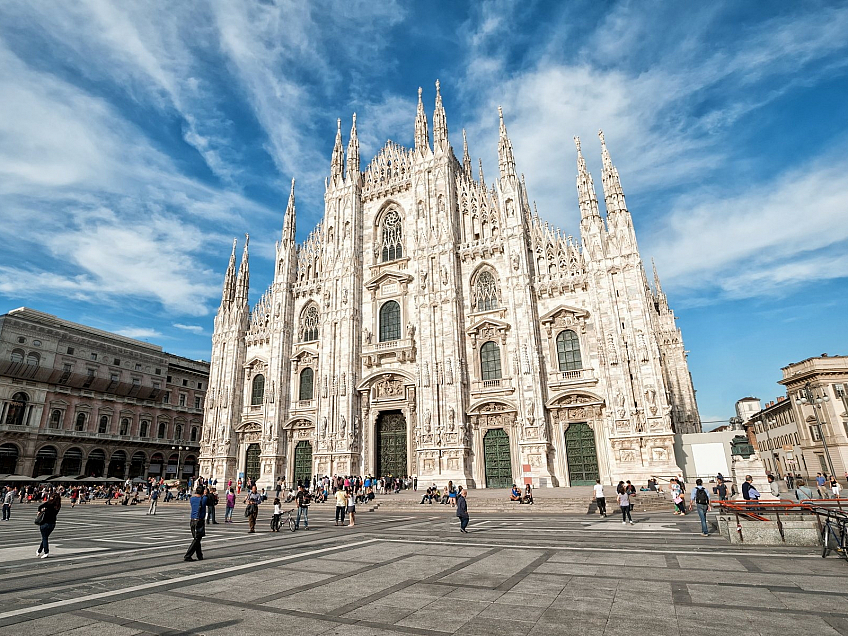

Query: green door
[565,422,599,486]
[245,443,261,482]
[484,428,513,488]
[376,411,407,478]
[293,441,312,486]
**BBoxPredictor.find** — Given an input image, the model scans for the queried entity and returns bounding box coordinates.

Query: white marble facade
[199,83,701,489]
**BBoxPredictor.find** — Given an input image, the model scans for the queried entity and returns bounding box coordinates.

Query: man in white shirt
[593,480,607,518]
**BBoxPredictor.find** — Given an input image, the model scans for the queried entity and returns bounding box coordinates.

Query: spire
[478,158,485,185]
[414,87,430,154]
[282,178,296,244]
[432,80,448,151]
[346,113,360,182]
[599,130,627,216]
[497,106,516,180]
[330,118,344,183]
[652,258,669,313]
[574,136,601,221]
[221,237,237,306]
[235,233,249,303]
[462,129,472,176]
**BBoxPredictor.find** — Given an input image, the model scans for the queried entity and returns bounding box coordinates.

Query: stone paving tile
[323,542,415,563]
[495,591,557,608]
[686,583,785,609]
[462,617,535,636]
[91,593,195,621]
[341,603,419,624]
[479,601,546,622]
[284,558,369,574]
[547,595,612,613]
[404,583,455,598]
[674,555,747,571]
[744,610,842,636]
[535,561,600,576]
[202,611,337,635]
[59,622,142,636]
[791,575,848,593]
[774,591,848,614]
[394,598,490,633]
[316,624,410,636]
[677,619,759,636]
[509,574,567,596]
[604,617,681,636]
[0,613,98,636]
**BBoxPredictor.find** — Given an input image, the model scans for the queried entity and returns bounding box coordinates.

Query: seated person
[420,487,434,504]
[523,484,534,505]
[510,485,522,502]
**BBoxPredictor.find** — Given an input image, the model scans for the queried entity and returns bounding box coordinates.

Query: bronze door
[294,441,312,485]
[245,443,261,482]
[484,428,513,488]
[376,411,407,477]
[565,422,599,486]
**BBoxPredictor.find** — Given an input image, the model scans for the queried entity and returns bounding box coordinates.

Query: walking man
[295,485,310,530]
[593,479,607,518]
[184,486,207,562]
[2,487,13,520]
[456,488,469,533]
[689,478,712,536]
[147,487,159,515]
[244,485,261,533]
[816,473,828,499]
[206,488,219,524]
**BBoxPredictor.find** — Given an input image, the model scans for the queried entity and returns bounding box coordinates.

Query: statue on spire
[497,106,516,180]
[330,118,344,184]
[432,79,448,151]
[282,178,296,244]
[235,234,250,303]
[598,129,626,216]
[462,129,472,176]
[220,237,238,307]
[347,113,360,182]
[574,136,601,222]
[414,87,430,155]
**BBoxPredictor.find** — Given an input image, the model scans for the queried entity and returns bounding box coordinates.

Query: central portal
[245,443,261,483]
[376,410,407,478]
[565,422,599,486]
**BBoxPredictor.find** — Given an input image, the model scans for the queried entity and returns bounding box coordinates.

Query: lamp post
[795,382,835,478]
[171,445,188,482]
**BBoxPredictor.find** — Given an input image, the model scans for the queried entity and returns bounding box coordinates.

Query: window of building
[120,418,129,436]
[83,369,95,388]
[98,416,108,434]
[158,422,166,439]
[299,368,314,401]
[153,382,160,390]
[10,349,24,363]
[4,392,28,426]
[175,425,182,440]
[480,341,502,381]
[251,374,265,405]
[197,382,203,390]
[379,300,401,342]
[179,394,186,407]
[113,358,120,365]
[835,384,846,399]
[17,336,26,344]
[67,346,74,354]
[49,409,62,429]
[555,330,583,371]
[75,413,86,431]
[32,340,41,347]
[140,421,149,437]
[132,378,140,386]
[90,352,97,361]
[155,368,161,375]
[194,397,201,409]
[473,270,499,312]
[166,375,172,383]
[135,363,142,370]
[163,392,170,404]
[809,425,822,442]
[300,304,319,342]
[190,426,198,442]
[381,209,403,262]
[182,379,188,387]
[25,352,40,366]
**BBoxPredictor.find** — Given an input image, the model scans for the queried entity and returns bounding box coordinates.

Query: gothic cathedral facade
[199,83,701,489]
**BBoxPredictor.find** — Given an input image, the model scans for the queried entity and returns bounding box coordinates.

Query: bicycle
[818,508,848,560]
[270,508,297,532]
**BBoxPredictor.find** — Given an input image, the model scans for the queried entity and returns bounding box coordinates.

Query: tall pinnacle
[478,158,485,185]
[497,106,516,180]
[432,79,448,150]
[282,178,296,244]
[235,234,250,303]
[221,237,238,305]
[347,113,360,182]
[414,87,430,154]
[462,129,472,176]
[574,136,601,221]
[330,118,344,183]
[652,259,669,312]
[599,130,627,216]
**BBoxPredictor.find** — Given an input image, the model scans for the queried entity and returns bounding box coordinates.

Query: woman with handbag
[36,492,61,558]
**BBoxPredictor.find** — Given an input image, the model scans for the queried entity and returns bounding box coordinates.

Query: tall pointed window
[251,374,265,405]
[379,300,401,342]
[555,330,583,371]
[299,368,314,401]
[300,305,319,342]
[474,270,499,312]
[480,341,502,380]
[381,209,403,262]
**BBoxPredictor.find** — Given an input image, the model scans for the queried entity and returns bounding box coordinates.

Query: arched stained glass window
[300,305,319,342]
[381,210,403,262]
[251,374,265,405]
[379,301,401,342]
[480,341,502,381]
[474,270,499,312]
[299,368,314,401]
[555,330,583,371]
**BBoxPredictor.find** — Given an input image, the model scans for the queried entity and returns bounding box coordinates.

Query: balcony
[470,377,514,397]
[294,399,316,411]
[0,424,199,448]
[547,367,597,389]
[361,337,416,367]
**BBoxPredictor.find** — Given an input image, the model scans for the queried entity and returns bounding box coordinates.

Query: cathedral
[198,82,701,490]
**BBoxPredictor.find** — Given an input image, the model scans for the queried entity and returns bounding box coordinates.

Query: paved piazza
[0,503,846,636]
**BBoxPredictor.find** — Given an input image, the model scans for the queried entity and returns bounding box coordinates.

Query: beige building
[749,397,801,478]
[0,308,208,479]
[200,84,701,490]
[780,355,848,480]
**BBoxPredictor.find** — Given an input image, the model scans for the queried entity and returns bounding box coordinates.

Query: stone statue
[424,409,432,433]
[339,415,347,437]
[448,407,456,431]
[363,328,372,344]
[321,417,328,437]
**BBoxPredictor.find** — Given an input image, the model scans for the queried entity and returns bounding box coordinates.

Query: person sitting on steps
[510,485,522,503]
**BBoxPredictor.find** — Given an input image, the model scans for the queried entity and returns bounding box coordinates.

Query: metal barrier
[715,498,848,544]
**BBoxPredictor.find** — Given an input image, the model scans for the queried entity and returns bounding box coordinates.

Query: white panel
[690,443,729,478]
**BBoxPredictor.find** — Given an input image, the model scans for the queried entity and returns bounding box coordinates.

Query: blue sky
[1,1,847,429]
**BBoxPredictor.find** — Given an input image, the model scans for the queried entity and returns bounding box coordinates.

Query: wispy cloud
[174,324,205,335]
[114,327,164,340]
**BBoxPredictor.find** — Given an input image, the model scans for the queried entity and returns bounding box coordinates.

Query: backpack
[695,487,709,506]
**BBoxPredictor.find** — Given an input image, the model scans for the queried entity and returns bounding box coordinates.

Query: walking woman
[617,483,633,525]
[347,488,356,527]
[36,492,61,558]
[224,487,236,523]
[335,487,347,526]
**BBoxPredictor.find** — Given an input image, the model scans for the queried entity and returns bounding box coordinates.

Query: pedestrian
[224,487,236,523]
[335,487,347,526]
[244,485,261,533]
[593,479,607,518]
[147,487,159,515]
[206,488,219,524]
[689,478,711,536]
[36,492,61,558]
[794,479,815,502]
[742,475,760,501]
[347,489,356,527]
[617,483,633,525]
[295,485,310,530]
[275,478,282,500]
[831,477,842,499]
[184,486,207,561]
[767,475,780,499]
[625,480,636,513]
[456,488,469,533]
[2,487,13,521]
[815,473,828,498]
[715,479,728,501]
[271,497,282,531]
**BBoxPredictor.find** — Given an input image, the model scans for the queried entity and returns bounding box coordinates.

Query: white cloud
[174,324,205,334]
[114,327,164,339]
